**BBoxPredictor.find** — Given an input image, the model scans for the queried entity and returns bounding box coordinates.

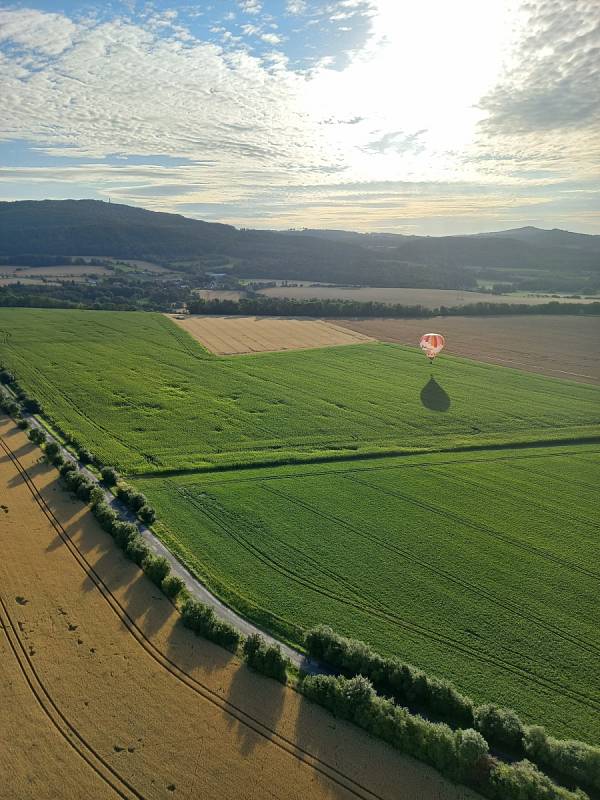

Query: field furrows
[0,435,394,800]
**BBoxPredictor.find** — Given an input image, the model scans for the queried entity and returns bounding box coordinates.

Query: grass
[1,307,599,743]
[0,308,598,474]
[133,444,600,744]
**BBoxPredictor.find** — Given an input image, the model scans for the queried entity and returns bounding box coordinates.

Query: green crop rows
[0,308,598,474]
[135,445,600,743]
[1,307,599,743]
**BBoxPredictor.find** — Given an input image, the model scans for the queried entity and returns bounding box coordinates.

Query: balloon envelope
[419,333,445,360]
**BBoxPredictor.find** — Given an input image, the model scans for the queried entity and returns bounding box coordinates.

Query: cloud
[0,8,77,55]
[364,130,427,155]
[238,0,262,15]
[480,0,600,133]
[286,0,308,13]
[261,32,282,45]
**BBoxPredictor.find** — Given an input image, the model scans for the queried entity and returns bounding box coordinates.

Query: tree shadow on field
[224,664,285,756]
[420,377,451,412]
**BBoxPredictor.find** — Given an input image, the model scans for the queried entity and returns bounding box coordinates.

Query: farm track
[258,484,600,710]
[0,435,390,800]
[182,476,600,711]
[0,593,140,800]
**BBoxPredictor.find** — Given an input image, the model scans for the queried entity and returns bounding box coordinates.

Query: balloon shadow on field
[420,377,451,411]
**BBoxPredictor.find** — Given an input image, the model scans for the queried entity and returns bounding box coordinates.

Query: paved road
[17,409,323,673]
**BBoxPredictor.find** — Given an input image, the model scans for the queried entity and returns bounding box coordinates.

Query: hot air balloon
[419,333,445,363]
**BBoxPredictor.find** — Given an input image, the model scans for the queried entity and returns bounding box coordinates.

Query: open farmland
[167,313,374,354]
[0,419,471,800]
[337,315,600,384]
[257,285,598,307]
[134,444,600,744]
[1,309,598,474]
[1,307,599,750]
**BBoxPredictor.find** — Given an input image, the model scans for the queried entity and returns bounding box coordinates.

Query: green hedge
[180,597,242,652]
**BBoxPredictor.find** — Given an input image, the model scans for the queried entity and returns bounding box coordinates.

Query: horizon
[1,1,598,235]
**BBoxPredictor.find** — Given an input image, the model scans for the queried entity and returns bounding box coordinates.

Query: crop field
[168,313,374,354]
[133,444,600,744]
[257,285,598,307]
[1,307,599,747]
[337,315,600,384]
[1,419,470,800]
[1,309,598,474]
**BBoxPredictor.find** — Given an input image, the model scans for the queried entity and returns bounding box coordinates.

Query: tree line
[188,296,600,318]
[305,625,600,793]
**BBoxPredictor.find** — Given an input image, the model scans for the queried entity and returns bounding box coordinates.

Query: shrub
[28,427,46,445]
[0,369,15,384]
[17,418,29,430]
[243,634,289,683]
[142,554,170,586]
[487,758,588,800]
[45,441,60,460]
[22,397,41,414]
[305,625,475,727]
[161,574,186,599]
[129,491,147,513]
[113,520,139,548]
[52,453,65,467]
[59,461,77,477]
[180,597,242,652]
[101,466,118,486]
[125,535,151,566]
[525,726,600,791]
[88,485,105,507]
[138,504,156,525]
[1,398,20,415]
[474,704,525,753]
[78,448,93,465]
[91,501,119,534]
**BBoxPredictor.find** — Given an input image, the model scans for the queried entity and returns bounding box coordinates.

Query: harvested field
[0,418,477,800]
[0,277,59,286]
[166,313,374,354]
[1,265,114,278]
[193,289,245,302]
[258,285,597,307]
[336,316,600,384]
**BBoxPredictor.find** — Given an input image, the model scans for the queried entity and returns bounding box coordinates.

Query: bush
[17,418,29,430]
[113,520,139,548]
[125,535,151,566]
[91,501,118,534]
[101,466,118,486]
[525,726,600,791]
[305,625,475,727]
[78,448,93,465]
[61,468,94,502]
[243,634,289,683]
[474,704,525,753]
[180,597,242,652]
[28,427,46,445]
[59,461,77,477]
[142,554,170,586]
[88,485,105,507]
[52,453,65,467]
[161,574,185,599]
[138,504,156,524]
[487,759,588,800]
[45,441,60,460]
[0,369,15,384]
[22,397,41,414]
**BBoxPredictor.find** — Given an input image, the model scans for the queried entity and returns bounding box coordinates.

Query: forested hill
[1,200,598,289]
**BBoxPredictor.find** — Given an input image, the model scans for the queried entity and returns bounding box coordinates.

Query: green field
[1,307,599,743]
[0,308,598,474]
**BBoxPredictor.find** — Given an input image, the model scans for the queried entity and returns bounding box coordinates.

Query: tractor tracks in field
[257,484,600,712]
[0,435,389,800]
[0,593,144,800]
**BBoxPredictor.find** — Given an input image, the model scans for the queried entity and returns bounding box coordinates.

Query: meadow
[0,308,598,474]
[1,307,599,744]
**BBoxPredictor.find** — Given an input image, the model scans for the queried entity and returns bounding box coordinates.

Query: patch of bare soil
[0,418,479,800]
[166,314,374,355]
[336,315,600,384]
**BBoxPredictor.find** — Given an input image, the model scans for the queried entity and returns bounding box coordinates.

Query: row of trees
[299,673,586,800]
[188,296,600,318]
[305,626,600,791]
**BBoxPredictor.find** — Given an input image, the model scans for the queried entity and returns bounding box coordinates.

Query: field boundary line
[0,434,390,800]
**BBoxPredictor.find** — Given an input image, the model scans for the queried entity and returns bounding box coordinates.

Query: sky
[0,0,598,234]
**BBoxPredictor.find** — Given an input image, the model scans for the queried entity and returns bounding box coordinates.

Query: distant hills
[1,200,598,290]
